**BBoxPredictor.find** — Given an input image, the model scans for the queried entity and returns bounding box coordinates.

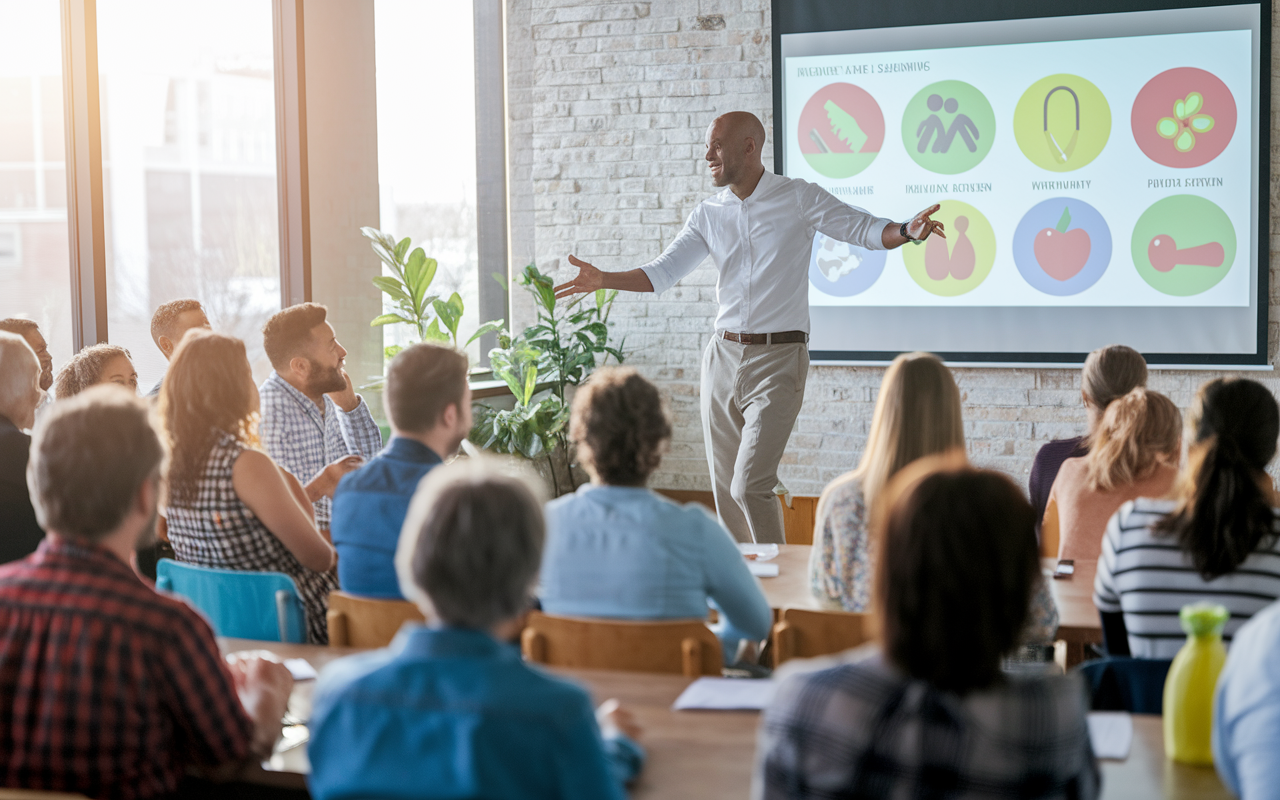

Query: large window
[374,0,482,358]
[98,0,280,389]
[0,0,74,368]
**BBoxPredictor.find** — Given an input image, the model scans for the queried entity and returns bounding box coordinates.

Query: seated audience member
[0,317,54,394]
[1095,377,1280,658]
[161,330,338,643]
[309,459,645,800]
[0,386,293,798]
[147,298,210,396]
[332,343,470,598]
[756,456,1099,799]
[540,367,771,665]
[1029,344,1147,536]
[54,342,137,398]
[259,303,382,531]
[0,333,45,562]
[809,352,1058,644]
[1214,598,1280,799]
[1047,387,1180,561]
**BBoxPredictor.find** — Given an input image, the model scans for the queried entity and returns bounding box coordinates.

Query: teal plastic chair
[155,559,308,643]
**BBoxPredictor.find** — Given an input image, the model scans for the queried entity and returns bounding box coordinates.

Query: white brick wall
[507,0,1280,496]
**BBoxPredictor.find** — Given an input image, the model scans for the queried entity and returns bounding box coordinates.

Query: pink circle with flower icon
[1131,67,1236,168]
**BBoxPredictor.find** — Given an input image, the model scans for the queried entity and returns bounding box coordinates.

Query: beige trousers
[701,336,809,544]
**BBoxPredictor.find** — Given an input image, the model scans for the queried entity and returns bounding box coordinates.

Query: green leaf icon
[825,100,868,153]
[1055,206,1072,234]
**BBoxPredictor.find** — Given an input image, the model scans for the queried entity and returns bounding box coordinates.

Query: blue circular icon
[808,233,887,296]
[1013,197,1111,296]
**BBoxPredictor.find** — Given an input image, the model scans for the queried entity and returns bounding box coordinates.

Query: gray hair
[395,458,546,629]
[0,331,40,424]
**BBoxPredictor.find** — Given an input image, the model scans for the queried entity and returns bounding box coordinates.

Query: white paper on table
[738,543,780,562]
[673,677,778,711]
[284,658,318,681]
[1087,711,1133,760]
[748,561,780,578]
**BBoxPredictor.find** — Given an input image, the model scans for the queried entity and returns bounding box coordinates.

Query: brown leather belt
[720,330,809,345]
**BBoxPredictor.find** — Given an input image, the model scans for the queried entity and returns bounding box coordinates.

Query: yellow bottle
[1162,602,1229,765]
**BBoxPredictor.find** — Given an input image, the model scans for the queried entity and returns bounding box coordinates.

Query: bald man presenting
[557,112,943,544]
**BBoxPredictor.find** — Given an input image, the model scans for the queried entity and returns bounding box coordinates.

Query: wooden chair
[520,611,722,677]
[771,608,872,668]
[779,495,820,545]
[1041,497,1061,558]
[326,591,426,648]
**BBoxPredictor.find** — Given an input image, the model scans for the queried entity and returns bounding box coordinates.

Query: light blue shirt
[308,625,641,800]
[1214,599,1280,798]
[540,484,773,656]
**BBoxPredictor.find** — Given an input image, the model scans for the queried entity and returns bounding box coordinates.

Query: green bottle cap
[1179,602,1230,637]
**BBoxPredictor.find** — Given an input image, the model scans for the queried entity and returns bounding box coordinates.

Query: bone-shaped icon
[924,216,975,281]
[1147,234,1224,273]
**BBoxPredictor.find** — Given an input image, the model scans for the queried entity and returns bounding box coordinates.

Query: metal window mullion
[272,0,310,307]
[60,0,108,348]
[474,0,509,363]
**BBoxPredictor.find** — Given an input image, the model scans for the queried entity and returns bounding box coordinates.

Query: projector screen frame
[771,0,1272,368]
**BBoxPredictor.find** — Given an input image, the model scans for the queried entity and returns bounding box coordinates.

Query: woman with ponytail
[1094,378,1280,658]
[1046,387,1180,561]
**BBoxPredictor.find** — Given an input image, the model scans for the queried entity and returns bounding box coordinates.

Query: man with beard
[0,317,55,396]
[555,112,944,544]
[260,303,383,530]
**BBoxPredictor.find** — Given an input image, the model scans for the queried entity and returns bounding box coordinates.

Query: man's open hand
[554,255,604,300]
[907,204,946,241]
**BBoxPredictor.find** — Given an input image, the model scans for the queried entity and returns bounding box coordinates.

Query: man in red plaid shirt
[0,386,293,799]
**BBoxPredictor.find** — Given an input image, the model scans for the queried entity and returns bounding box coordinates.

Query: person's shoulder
[768,648,898,728]
[314,646,403,701]
[819,472,867,509]
[0,425,29,481]
[1034,436,1087,462]
[967,672,1090,735]
[1119,496,1176,526]
[516,661,600,720]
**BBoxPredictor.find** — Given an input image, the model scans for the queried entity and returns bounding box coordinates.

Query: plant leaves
[394,237,412,262]
[465,320,505,347]
[372,276,412,304]
[422,318,450,342]
[371,313,414,327]
[1055,206,1071,234]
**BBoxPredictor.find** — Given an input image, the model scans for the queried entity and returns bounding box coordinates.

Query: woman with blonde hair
[53,343,137,398]
[160,330,337,643]
[1046,387,1180,561]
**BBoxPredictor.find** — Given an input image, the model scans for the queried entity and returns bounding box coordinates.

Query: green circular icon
[903,200,996,296]
[1131,195,1235,296]
[901,81,995,174]
[1014,74,1111,172]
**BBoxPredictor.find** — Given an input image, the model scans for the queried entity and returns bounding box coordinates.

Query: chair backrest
[520,612,722,677]
[1078,656,1173,714]
[1041,497,1061,558]
[327,591,426,648]
[772,607,873,668]
[155,559,307,643]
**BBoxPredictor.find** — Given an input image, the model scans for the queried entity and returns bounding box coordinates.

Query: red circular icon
[1131,67,1236,169]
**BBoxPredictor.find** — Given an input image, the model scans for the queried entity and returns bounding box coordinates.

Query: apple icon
[1033,206,1091,282]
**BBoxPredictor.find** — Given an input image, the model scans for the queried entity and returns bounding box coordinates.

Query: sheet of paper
[738,543,780,562]
[1087,711,1133,760]
[673,677,778,711]
[748,561,780,578]
[284,657,318,681]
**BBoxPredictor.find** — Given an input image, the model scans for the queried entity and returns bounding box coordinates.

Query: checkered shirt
[0,538,253,799]
[754,649,1099,800]
[166,431,339,643]
[258,371,383,529]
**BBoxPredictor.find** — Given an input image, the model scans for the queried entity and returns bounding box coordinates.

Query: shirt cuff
[865,216,895,250]
[334,395,369,417]
[640,264,675,296]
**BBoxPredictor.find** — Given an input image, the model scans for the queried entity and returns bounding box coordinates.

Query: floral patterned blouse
[808,474,1060,644]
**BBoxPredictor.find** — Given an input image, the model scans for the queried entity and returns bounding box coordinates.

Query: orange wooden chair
[520,611,722,677]
[771,607,872,668]
[326,590,426,648]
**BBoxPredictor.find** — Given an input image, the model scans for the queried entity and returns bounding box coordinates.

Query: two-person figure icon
[916,94,980,154]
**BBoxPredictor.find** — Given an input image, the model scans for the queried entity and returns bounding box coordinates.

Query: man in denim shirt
[331,343,471,598]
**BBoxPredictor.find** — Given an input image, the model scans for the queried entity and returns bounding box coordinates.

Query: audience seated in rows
[259,302,383,530]
[808,352,1059,644]
[147,298,211,396]
[0,332,45,563]
[161,330,338,643]
[1047,387,1180,561]
[0,387,293,798]
[757,455,1099,799]
[1029,344,1148,536]
[540,367,772,666]
[309,459,645,800]
[0,318,54,395]
[1095,377,1280,658]
[332,343,471,598]
[54,342,137,398]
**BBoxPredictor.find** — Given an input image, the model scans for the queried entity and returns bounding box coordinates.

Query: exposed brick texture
[506,0,1280,496]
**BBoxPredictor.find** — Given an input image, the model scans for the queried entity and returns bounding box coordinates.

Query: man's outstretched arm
[554,255,655,299]
[557,214,710,300]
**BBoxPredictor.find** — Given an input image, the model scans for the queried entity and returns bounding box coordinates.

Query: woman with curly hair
[539,366,771,666]
[159,329,336,643]
[54,343,137,399]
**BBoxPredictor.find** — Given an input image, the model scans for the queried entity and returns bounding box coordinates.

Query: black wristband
[900,221,913,241]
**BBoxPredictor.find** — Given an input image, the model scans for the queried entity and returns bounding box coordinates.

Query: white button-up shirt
[640,170,892,334]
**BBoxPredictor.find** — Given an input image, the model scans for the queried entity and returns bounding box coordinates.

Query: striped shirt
[1093,498,1280,658]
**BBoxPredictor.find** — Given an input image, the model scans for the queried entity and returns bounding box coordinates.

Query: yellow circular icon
[1014,74,1111,172]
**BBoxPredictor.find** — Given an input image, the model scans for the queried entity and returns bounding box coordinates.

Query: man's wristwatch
[900,221,920,243]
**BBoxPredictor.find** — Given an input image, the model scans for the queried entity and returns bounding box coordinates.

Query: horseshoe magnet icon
[1044,85,1080,164]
